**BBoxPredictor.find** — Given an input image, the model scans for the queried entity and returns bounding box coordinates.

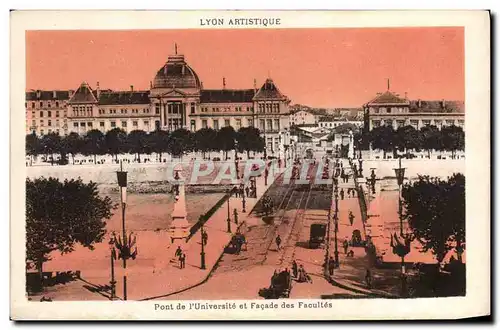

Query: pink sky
[26,28,464,108]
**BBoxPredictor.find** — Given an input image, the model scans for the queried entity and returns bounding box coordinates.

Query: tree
[105,128,127,162]
[26,177,114,288]
[420,125,441,158]
[194,128,217,160]
[216,126,236,160]
[396,125,423,153]
[83,129,106,164]
[26,133,40,165]
[168,128,193,158]
[63,132,83,165]
[369,125,395,159]
[127,130,149,163]
[441,125,465,159]
[40,132,62,165]
[148,129,170,162]
[401,173,465,266]
[236,127,264,158]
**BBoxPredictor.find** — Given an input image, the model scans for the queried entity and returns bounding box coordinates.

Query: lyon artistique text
[199,18,281,27]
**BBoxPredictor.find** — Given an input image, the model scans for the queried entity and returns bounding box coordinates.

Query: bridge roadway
[160,159,362,300]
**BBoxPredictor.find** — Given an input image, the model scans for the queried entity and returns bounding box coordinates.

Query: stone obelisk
[348,130,355,160]
[168,169,190,243]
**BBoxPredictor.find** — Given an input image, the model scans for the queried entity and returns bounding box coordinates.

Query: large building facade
[26,51,291,152]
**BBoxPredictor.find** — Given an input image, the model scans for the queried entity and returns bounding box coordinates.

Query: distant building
[318,116,363,130]
[289,109,317,126]
[363,86,465,132]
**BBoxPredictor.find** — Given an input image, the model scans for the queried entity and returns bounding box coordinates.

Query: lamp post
[116,161,128,300]
[108,234,117,300]
[393,156,409,297]
[358,159,364,178]
[242,188,246,213]
[200,223,206,270]
[325,202,332,277]
[226,189,232,233]
[333,181,340,267]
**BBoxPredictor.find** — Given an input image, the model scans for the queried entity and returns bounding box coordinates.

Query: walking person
[179,252,186,269]
[292,260,298,278]
[175,246,182,258]
[275,235,282,251]
[365,268,372,289]
[340,188,345,200]
[245,186,250,198]
[349,211,355,226]
[343,239,349,254]
[328,256,335,276]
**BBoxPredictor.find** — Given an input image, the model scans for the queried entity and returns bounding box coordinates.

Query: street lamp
[200,223,206,270]
[333,180,340,267]
[108,234,117,300]
[226,189,232,233]
[242,183,246,213]
[358,159,364,178]
[392,156,410,297]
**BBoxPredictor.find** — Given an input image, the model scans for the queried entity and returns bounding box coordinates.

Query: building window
[235,119,242,130]
[31,102,35,108]
[31,111,35,118]
[248,118,254,127]
[422,120,431,126]
[48,103,51,108]
[410,120,419,128]
[56,101,59,107]
[56,119,60,126]
[224,119,230,127]
[133,121,138,127]
[122,121,127,128]
[40,102,43,108]
[56,111,60,117]
[191,103,195,114]
[48,111,52,117]
[386,108,391,113]
[155,104,160,114]
[372,120,380,128]
[88,122,93,128]
[80,122,86,127]
[110,121,116,128]
[40,111,44,117]
[213,119,219,130]
[260,119,265,130]
[31,120,35,126]
[202,120,208,129]
[267,119,273,130]
[274,119,280,131]
[73,122,78,128]
[100,122,105,127]
[144,120,149,126]
[191,120,196,131]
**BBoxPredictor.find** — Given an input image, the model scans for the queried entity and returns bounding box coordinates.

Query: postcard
[10,10,490,320]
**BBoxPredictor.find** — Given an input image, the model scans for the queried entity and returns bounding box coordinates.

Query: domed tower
[150,47,201,132]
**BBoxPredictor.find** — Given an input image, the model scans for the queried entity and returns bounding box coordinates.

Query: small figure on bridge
[365,268,372,289]
[233,208,239,224]
[349,211,355,226]
[179,252,186,269]
[292,260,298,278]
[347,250,354,257]
[298,264,312,283]
[202,230,208,246]
[245,186,250,198]
[328,256,335,276]
[340,188,345,200]
[275,235,282,251]
[343,239,349,254]
[175,246,182,258]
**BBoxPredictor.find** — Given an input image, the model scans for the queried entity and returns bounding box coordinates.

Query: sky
[26,27,464,108]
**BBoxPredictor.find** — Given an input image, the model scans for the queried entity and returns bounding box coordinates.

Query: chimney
[130,85,134,92]
[387,78,390,91]
[418,99,422,108]
[53,91,57,99]
[441,99,446,108]
[223,77,226,90]
[96,82,100,98]
[36,90,41,99]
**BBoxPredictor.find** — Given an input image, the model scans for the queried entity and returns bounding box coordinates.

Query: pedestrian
[202,230,208,245]
[343,239,349,254]
[347,250,354,257]
[275,235,282,251]
[292,260,298,278]
[175,246,182,258]
[179,252,186,269]
[349,211,354,226]
[340,188,345,200]
[328,256,335,276]
[365,268,372,289]
[245,186,250,197]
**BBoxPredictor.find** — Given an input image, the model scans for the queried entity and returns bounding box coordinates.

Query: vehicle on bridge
[259,269,292,299]
[309,223,327,249]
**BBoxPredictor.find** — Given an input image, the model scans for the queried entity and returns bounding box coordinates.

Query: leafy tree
[26,133,40,165]
[194,128,217,159]
[441,125,465,159]
[26,177,114,287]
[83,129,106,164]
[148,129,170,162]
[216,126,236,160]
[369,125,395,159]
[105,128,127,162]
[62,132,83,165]
[236,127,264,158]
[168,128,193,158]
[420,125,441,158]
[40,132,62,165]
[402,173,465,266]
[127,130,149,163]
[396,125,423,153]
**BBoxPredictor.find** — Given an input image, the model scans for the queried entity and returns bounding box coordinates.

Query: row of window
[72,120,151,129]
[31,110,64,118]
[32,119,67,127]
[370,107,407,114]
[26,101,65,109]
[259,118,281,131]
[258,103,280,114]
[97,108,151,115]
[372,119,464,128]
[201,118,247,130]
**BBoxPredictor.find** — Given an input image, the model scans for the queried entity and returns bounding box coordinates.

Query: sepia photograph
[10,10,490,320]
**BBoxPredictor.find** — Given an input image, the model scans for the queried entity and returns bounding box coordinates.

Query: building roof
[69,82,98,103]
[409,100,464,113]
[98,91,150,105]
[253,78,287,100]
[200,89,255,103]
[366,91,409,105]
[153,54,201,89]
[26,90,70,101]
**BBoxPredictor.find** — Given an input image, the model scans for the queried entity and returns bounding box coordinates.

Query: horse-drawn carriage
[259,269,292,299]
[226,232,247,254]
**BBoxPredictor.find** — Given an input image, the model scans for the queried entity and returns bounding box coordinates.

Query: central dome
[153,54,201,89]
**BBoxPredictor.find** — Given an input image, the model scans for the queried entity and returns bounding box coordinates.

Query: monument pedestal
[168,181,190,244]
